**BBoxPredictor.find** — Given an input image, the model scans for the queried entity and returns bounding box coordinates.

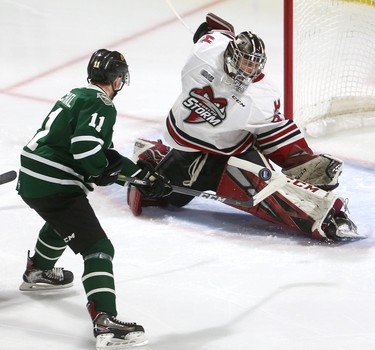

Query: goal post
[284,0,375,136]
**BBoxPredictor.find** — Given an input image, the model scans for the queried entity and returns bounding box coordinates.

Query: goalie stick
[0,170,17,185]
[118,162,287,208]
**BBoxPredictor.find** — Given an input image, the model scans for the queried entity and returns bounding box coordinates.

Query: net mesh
[293,0,375,136]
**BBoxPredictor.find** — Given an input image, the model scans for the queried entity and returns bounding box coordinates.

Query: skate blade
[96,332,148,349]
[336,230,368,240]
[19,281,73,291]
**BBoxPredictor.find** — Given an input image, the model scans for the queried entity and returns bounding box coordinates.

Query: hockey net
[284,0,375,136]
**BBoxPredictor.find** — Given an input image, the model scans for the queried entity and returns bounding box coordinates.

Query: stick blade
[0,170,17,185]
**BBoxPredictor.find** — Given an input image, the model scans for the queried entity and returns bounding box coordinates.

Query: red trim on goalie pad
[128,187,143,216]
[137,139,170,168]
[216,165,331,239]
[127,187,169,217]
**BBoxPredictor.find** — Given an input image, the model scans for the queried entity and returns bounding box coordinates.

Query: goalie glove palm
[136,160,172,198]
[282,154,343,191]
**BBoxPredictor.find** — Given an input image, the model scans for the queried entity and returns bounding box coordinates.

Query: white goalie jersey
[163,31,308,167]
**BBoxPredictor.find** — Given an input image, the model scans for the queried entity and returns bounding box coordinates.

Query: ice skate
[325,212,366,241]
[87,301,148,349]
[19,251,74,291]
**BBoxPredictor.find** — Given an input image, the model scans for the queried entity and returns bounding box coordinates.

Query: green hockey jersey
[17,84,139,198]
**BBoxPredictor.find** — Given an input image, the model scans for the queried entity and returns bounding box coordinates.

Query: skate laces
[109,315,137,327]
[328,198,351,227]
[343,198,350,214]
[44,267,65,281]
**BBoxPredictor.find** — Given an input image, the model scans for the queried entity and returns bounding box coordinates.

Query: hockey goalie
[127,13,363,241]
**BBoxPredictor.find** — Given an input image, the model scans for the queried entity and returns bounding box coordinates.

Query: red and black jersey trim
[256,120,303,153]
[166,110,254,155]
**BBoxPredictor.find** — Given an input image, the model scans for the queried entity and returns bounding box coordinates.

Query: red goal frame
[284,0,293,119]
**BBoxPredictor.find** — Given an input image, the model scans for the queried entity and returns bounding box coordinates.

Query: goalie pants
[156,147,267,207]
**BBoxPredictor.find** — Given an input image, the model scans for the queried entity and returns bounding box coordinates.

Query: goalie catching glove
[282,154,343,191]
[193,12,235,43]
[134,159,172,198]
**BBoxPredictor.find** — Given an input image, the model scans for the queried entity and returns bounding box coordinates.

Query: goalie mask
[87,49,130,93]
[224,31,267,91]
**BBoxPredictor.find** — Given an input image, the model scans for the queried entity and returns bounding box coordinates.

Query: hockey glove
[93,149,123,186]
[193,22,212,43]
[193,13,235,43]
[135,159,172,198]
[282,154,343,191]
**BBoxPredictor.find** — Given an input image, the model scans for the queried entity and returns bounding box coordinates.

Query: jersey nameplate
[59,92,76,108]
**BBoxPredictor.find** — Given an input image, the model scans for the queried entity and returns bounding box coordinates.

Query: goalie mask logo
[183,86,228,126]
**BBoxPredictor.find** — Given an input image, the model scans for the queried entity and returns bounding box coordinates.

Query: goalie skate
[88,302,148,349]
[325,211,367,240]
[19,251,74,291]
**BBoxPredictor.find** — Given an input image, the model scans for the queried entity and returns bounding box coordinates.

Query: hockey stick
[119,175,255,207]
[0,170,17,185]
[164,0,195,34]
[118,162,287,208]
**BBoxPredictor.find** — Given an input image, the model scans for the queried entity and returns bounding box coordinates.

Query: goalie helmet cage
[284,0,375,137]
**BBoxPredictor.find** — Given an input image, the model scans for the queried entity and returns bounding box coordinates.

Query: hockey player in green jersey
[17,49,171,349]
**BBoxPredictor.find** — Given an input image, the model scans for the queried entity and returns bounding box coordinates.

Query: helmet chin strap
[110,77,126,99]
[110,82,121,99]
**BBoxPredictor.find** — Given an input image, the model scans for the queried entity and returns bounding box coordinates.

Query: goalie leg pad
[217,156,353,240]
[132,138,170,168]
[217,164,322,239]
[127,186,143,217]
[127,139,170,216]
[127,186,168,217]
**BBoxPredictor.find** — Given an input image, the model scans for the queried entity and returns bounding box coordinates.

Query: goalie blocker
[129,139,363,241]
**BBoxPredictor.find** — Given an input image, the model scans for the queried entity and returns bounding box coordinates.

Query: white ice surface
[1,1,375,350]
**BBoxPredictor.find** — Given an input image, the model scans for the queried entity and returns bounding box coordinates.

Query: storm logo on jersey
[183,86,227,126]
